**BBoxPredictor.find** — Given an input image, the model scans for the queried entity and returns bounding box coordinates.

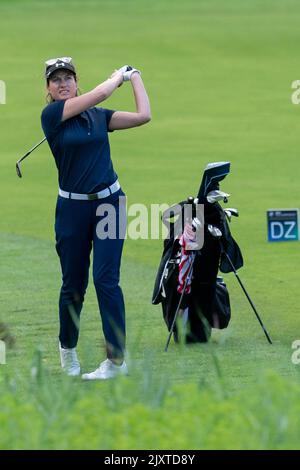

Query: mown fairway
[1,0,300,449]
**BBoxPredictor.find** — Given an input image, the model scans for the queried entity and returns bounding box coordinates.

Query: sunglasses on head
[45,57,73,67]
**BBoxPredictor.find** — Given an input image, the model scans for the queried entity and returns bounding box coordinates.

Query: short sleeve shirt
[41,100,117,193]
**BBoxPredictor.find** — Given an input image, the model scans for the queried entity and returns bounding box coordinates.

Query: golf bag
[152,163,243,345]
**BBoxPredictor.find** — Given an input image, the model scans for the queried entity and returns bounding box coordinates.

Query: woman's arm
[108,72,151,130]
[62,70,123,122]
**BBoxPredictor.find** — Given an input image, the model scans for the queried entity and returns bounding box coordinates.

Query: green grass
[2,364,300,449]
[1,0,300,449]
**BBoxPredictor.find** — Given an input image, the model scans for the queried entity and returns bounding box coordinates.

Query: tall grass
[1,348,300,450]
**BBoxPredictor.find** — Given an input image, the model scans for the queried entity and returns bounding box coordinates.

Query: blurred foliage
[0,351,300,450]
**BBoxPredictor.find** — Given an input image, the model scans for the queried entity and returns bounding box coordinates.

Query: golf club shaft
[223,252,272,344]
[165,256,195,352]
[18,137,47,163]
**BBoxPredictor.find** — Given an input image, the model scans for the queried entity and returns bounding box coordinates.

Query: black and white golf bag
[152,162,243,345]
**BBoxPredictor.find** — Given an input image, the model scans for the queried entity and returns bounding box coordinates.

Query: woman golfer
[41,58,151,379]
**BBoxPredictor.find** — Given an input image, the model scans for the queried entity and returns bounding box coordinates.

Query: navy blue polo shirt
[41,100,117,193]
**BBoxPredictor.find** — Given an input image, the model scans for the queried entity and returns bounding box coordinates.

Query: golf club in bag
[152,162,272,350]
[16,137,46,178]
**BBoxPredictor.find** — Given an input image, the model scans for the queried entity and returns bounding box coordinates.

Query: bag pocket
[211,277,231,329]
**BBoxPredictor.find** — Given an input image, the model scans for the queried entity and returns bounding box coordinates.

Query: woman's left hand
[110,69,124,87]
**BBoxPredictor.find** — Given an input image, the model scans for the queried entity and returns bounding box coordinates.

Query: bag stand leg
[222,250,272,345]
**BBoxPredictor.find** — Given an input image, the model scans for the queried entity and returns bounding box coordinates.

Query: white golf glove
[117,65,130,74]
[118,65,141,81]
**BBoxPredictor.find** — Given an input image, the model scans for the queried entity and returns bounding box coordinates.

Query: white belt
[59,180,120,200]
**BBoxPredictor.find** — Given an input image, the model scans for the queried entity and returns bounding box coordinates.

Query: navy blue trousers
[55,189,126,360]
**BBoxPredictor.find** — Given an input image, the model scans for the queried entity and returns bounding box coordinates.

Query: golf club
[207,224,222,238]
[16,137,47,178]
[224,208,239,223]
[207,224,272,344]
[197,161,230,203]
[207,190,230,204]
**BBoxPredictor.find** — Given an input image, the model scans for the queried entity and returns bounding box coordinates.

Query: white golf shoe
[59,343,81,376]
[82,358,128,380]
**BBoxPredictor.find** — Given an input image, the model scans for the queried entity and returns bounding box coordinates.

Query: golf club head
[207,224,222,238]
[224,208,239,223]
[192,217,203,231]
[226,208,239,217]
[207,190,230,204]
[16,162,22,178]
[197,161,230,203]
[15,137,47,179]
[224,210,232,222]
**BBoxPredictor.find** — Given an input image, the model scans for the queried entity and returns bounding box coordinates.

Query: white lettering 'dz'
[284,221,296,239]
